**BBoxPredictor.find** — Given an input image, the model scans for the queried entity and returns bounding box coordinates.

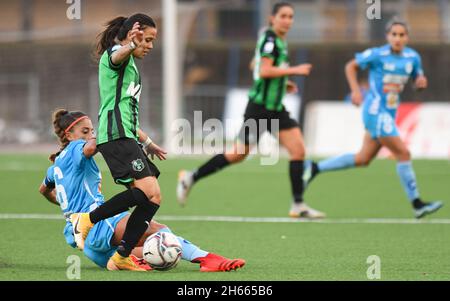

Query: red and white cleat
[193,253,246,272]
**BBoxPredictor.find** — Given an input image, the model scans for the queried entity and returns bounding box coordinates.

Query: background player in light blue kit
[303,19,443,218]
[39,109,245,272]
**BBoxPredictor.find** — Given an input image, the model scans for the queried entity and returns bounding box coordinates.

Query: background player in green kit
[177,2,325,219]
[69,13,167,271]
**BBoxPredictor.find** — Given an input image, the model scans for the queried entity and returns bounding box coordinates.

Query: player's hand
[351,90,363,107]
[130,22,144,46]
[145,142,167,161]
[415,75,428,91]
[292,64,312,76]
[286,80,298,94]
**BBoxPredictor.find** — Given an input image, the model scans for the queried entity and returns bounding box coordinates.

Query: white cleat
[414,201,443,219]
[289,202,326,219]
[177,170,194,206]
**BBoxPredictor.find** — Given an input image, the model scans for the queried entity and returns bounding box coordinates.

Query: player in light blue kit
[39,109,245,272]
[303,19,443,218]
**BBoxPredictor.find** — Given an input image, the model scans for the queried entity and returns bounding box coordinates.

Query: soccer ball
[143,232,182,271]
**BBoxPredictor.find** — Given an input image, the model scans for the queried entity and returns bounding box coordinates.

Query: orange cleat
[130,255,153,271]
[193,253,246,272]
[106,252,150,272]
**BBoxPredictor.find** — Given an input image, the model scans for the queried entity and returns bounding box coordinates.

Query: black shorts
[237,102,299,145]
[97,138,160,185]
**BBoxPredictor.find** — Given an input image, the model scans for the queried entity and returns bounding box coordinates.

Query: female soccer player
[39,109,245,272]
[69,14,169,271]
[177,2,325,218]
[303,19,443,219]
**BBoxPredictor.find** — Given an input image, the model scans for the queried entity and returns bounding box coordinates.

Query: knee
[149,221,167,234]
[149,192,162,205]
[289,147,305,161]
[397,149,411,161]
[136,187,162,205]
[355,155,372,167]
[226,152,248,164]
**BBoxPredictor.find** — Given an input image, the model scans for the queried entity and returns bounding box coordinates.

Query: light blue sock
[396,161,420,202]
[318,153,356,172]
[159,227,208,262]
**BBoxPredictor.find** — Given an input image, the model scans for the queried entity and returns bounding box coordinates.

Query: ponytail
[95,13,157,60]
[95,16,127,59]
[49,109,87,162]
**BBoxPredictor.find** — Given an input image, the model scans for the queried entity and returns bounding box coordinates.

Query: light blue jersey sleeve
[411,51,424,79]
[355,47,380,71]
[43,165,55,189]
[71,140,88,168]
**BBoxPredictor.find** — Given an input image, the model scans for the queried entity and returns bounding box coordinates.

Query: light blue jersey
[355,44,424,138]
[44,140,104,216]
[43,140,127,267]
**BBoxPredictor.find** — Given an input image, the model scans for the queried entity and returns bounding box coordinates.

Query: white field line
[0,214,450,224]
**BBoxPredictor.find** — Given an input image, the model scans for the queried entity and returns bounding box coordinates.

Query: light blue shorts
[363,111,399,139]
[82,212,129,268]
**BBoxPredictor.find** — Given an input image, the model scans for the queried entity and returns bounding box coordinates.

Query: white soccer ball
[143,232,182,271]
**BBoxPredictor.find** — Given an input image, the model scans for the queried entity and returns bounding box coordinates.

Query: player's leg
[378,135,443,218]
[304,131,381,189]
[81,212,149,271]
[70,139,159,252]
[106,187,160,272]
[279,127,325,218]
[176,108,263,206]
[136,224,246,272]
[114,217,209,262]
[320,131,380,170]
[113,217,245,272]
[177,142,252,205]
[194,142,252,182]
[99,142,161,269]
[177,101,267,205]
[70,187,148,251]
[113,175,161,257]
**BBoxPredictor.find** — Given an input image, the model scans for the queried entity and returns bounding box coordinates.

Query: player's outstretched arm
[259,57,312,79]
[110,22,144,66]
[38,184,59,206]
[83,137,97,158]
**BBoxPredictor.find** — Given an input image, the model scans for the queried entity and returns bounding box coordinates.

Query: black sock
[117,189,160,257]
[312,161,320,177]
[290,160,304,204]
[89,189,138,224]
[412,198,425,209]
[193,154,230,183]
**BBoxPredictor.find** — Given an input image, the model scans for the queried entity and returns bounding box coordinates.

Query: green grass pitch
[0,154,449,280]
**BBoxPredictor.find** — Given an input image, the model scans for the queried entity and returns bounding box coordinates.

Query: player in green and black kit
[69,13,167,271]
[177,3,325,218]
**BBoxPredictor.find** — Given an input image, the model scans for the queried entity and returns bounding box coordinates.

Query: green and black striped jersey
[248,28,290,112]
[97,45,142,145]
